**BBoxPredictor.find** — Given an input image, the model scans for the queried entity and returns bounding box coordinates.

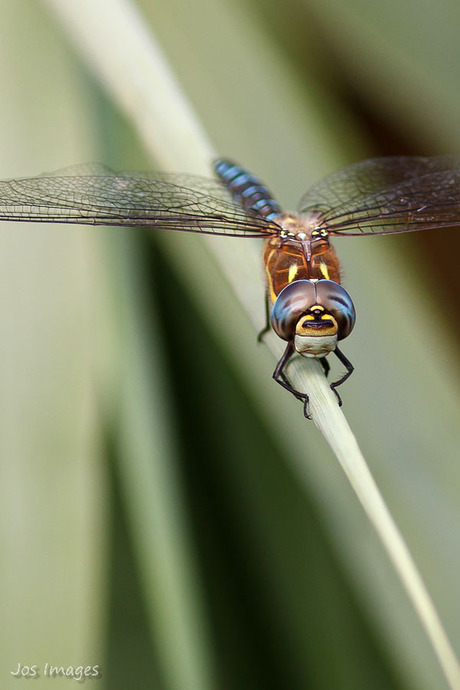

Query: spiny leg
[257,290,271,342]
[273,342,311,418]
[329,347,354,406]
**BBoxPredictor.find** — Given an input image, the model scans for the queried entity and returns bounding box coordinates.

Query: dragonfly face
[2,155,460,415]
[270,279,356,357]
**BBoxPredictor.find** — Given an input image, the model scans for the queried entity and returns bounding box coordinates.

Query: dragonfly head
[271,280,356,357]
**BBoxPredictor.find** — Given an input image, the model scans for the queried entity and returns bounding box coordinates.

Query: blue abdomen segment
[214,159,281,221]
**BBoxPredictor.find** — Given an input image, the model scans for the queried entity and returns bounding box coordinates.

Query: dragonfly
[1,155,459,416]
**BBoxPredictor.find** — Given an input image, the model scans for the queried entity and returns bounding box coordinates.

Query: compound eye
[271,279,356,342]
[315,281,356,340]
[270,280,317,340]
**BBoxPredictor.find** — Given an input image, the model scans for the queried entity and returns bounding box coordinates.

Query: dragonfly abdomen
[214,159,281,221]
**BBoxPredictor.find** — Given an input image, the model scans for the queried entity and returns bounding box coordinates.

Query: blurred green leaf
[1,1,460,689]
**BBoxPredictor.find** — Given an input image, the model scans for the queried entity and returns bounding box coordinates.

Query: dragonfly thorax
[263,212,342,302]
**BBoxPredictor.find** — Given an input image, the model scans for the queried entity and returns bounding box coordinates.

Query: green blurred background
[1,1,460,689]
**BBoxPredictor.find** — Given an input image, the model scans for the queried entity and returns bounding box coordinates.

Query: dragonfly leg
[257,290,271,342]
[320,357,330,378]
[330,347,354,406]
[273,342,311,418]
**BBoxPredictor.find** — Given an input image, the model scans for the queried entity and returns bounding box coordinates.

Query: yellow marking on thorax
[288,263,299,283]
[319,261,330,280]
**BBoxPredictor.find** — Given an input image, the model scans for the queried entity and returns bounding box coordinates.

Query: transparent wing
[298,156,460,235]
[0,163,280,238]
